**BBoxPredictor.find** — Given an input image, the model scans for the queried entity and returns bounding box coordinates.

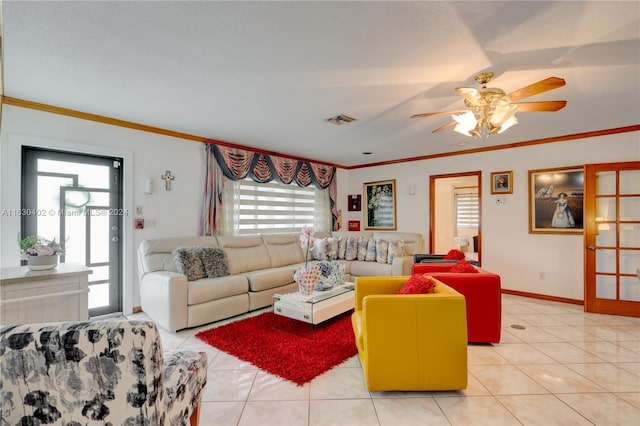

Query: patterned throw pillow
[327,237,339,260]
[387,239,406,264]
[365,238,377,262]
[337,236,347,259]
[312,238,330,260]
[449,260,478,273]
[196,247,230,278]
[397,274,437,294]
[375,239,389,263]
[357,236,368,261]
[345,237,358,261]
[173,247,206,281]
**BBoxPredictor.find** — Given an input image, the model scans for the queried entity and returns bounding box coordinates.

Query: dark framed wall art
[364,179,397,230]
[528,166,584,234]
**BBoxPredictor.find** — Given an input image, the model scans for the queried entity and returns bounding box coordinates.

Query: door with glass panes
[584,161,640,317]
[22,147,123,317]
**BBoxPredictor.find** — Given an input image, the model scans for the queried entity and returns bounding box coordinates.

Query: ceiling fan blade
[455,87,483,106]
[505,77,566,102]
[411,110,466,118]
[432,121,456,133]
[513,100,567,112]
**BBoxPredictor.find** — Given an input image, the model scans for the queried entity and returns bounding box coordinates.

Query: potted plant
[19,235,64,270]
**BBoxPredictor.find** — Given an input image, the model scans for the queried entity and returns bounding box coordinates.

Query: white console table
[0,263,92,325]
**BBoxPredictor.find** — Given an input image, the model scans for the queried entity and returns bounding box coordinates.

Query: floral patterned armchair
[0,319,207,425]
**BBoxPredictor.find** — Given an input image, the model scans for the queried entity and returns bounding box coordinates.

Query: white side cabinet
[0,263,92,325]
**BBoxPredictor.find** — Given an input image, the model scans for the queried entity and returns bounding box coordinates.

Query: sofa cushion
[312,237,329,260]
[375,239,389,263]
[216,235,272,274]
[357,236,368,261]
[397,274,436,294]
[174,247,206,281]
[337,236,347,259]
[327,237,339,260]
[139,236,218,275]
[365,238,377,262]
[449,260,478,273]
[196,247,230,278]
[261,234,305,267]
[345,237,358,261]
[387,239,406,264]
[243,266,298,292]
[187,275,249,305]
[350,260,392,276]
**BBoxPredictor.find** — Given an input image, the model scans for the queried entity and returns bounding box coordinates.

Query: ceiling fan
[411,72,567,138]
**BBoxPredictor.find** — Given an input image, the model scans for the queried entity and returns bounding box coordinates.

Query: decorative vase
[294,264,322,296]
[27,255,59,271]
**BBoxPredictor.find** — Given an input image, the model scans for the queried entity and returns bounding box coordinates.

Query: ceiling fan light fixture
[497,115,518,134]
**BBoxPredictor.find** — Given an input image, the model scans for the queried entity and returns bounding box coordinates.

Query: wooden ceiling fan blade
[513,100,567,112]
[505,77,566,102]
[411,110,466,118]
[432,121,456,133]
[455,87,483,106]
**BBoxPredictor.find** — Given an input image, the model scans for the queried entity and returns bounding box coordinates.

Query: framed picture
[490,171,513,194]
[364,179,397,230]
[347,194,361,211]
[348,220,360,231]
[528,166,584,234]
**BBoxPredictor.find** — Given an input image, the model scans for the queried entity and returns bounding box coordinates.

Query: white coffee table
[272,283,354,325]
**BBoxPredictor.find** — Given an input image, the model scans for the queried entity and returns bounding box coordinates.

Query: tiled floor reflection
[129,294,640,425]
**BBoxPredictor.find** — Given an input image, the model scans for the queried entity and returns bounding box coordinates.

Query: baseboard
[501,289,583,306]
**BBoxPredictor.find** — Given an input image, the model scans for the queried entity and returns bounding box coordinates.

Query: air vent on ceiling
[326,114,357,126]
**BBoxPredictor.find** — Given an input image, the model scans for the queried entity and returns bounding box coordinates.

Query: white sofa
[138,231,424,331]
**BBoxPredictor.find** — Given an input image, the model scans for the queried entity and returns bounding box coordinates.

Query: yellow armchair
[351,276,468,391]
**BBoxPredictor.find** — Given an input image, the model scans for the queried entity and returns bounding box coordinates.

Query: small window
[455,189,479,229]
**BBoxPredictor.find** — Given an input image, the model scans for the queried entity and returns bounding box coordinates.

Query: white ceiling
[2,1,639,167]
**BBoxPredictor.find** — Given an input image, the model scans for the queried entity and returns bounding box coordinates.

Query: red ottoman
[412,263,502,343]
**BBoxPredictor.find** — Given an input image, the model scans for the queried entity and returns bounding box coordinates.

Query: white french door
[21,147,124,317]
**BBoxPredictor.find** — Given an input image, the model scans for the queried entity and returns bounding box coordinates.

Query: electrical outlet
[135,206,143,215]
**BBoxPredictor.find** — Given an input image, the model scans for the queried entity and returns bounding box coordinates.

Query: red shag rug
[196,310,356,386]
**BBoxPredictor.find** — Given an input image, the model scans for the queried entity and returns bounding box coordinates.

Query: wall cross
[161,170,175,191]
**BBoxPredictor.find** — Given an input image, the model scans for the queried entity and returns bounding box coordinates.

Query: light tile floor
[128,294,640,425]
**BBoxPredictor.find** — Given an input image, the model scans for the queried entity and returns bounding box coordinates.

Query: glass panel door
[585,162,640,316]
[22,147,123,317]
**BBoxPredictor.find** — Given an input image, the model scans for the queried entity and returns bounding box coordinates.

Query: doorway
[584,161,640,317]
[430,171,482,264]
[21,147,124,317]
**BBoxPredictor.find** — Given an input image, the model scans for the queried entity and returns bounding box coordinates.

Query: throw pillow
[443,249,466,260]
[312,238,330,261]
[449,260,478,273]
[197,247,230,278]
[337,236,347,259]
[397,274,436,294]
[357,236,368,261]
[173,247,206,281]
[327,237,339,260]
[365,238,377,262]
[345,237,358,261]
[375,239,389,263]
[387,239,405,264]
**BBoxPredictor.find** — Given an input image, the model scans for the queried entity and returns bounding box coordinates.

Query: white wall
[1,105,638,307]
[342,134,639,301]
[0,106,204,312]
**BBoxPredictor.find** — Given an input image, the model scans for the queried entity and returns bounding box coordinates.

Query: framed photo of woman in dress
[364,179,397,230]
[528,166,584,234]
[491,171,513,194]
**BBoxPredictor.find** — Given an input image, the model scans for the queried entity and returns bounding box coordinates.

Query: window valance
[210,144,335,189]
